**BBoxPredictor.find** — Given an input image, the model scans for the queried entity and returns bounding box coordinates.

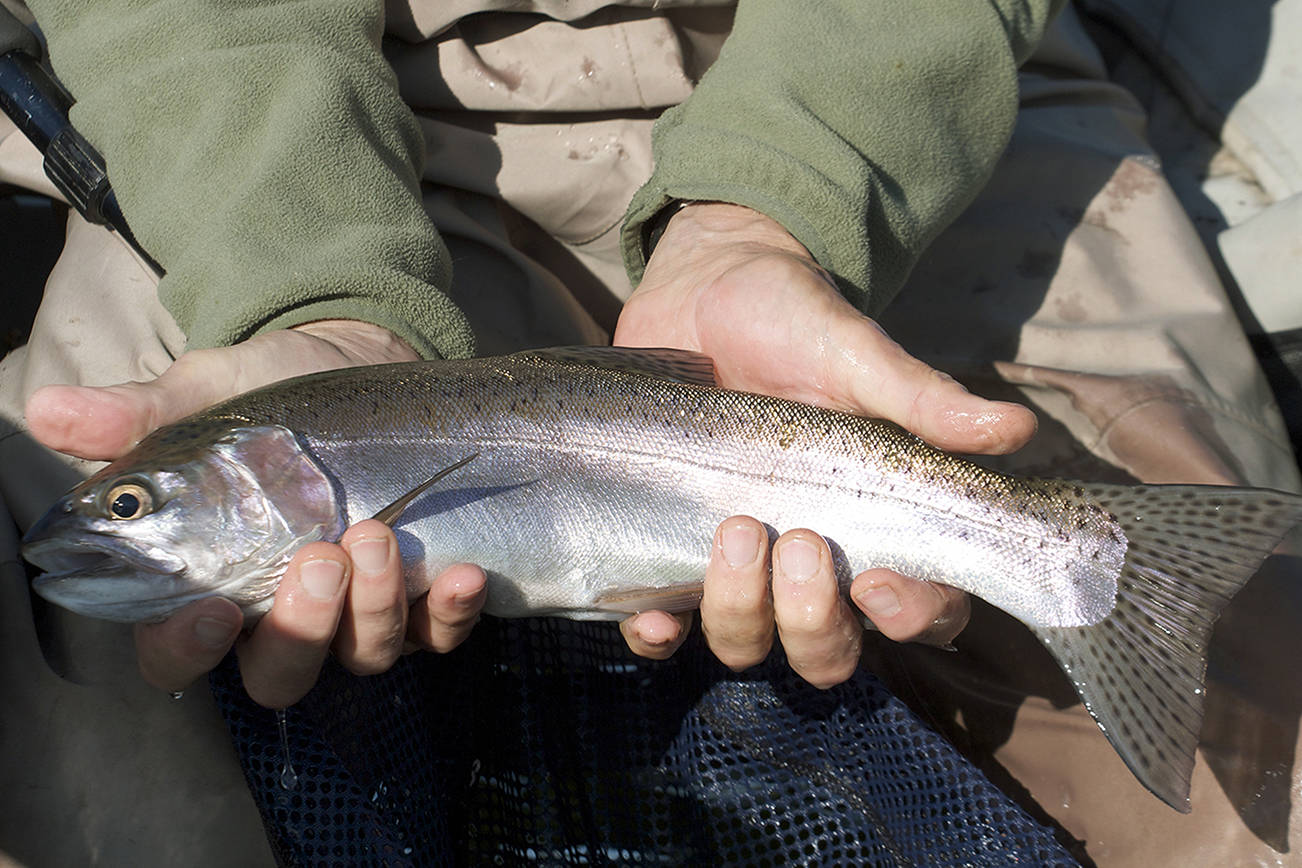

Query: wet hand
[615,203,1032,682]
[134,520,487,707]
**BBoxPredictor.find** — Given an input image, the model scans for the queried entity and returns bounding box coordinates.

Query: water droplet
[276,709,298,790]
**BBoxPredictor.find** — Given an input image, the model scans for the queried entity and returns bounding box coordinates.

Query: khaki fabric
[1,3,1300,866]
[867,9,1302,863]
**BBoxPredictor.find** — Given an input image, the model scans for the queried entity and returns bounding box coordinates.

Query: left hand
[614,202,1037,686]
[27,320,489,706]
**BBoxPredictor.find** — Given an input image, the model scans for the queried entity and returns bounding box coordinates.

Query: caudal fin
[1031,483,1302,811]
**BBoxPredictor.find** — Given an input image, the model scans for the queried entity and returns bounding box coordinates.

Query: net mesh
[210,618,1079,866]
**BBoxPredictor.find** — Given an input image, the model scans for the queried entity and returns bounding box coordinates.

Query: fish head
[22,421,345,623]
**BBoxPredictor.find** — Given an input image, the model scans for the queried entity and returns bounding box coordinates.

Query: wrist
[652,202,813,264]
[289,319,420,365]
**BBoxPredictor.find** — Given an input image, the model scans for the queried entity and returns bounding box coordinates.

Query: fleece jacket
[25,0,1062,357]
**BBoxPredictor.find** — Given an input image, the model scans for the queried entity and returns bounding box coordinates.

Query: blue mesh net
[209,618,1080,866]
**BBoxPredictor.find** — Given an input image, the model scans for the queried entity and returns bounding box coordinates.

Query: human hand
[614,203,1037,684]
[132,520,487,707]
[26,320,489,706]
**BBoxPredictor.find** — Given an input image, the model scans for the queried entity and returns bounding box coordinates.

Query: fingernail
[775,537,820,583]
[348,537,390,576]
[720,522,760,567]
[300,558,345,600]
[194,615,238,649]
[858,586,902,618]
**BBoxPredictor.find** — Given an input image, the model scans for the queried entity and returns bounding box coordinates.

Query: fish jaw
[25,535,199,623]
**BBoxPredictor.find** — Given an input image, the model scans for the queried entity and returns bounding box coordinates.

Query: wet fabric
[210,619,1080,866]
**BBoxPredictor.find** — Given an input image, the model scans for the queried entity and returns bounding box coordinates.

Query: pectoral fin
[373,453,479,527]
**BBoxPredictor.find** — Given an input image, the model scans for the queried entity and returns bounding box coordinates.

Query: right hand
[26,320,489,707]
[614,202,1037,685]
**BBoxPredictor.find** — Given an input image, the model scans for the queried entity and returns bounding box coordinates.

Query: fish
[20,346,1302,811]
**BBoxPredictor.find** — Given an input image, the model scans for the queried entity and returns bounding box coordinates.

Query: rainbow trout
[21,347,1302,811]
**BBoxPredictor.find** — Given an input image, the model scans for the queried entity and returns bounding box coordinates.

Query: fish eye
[106,482,154,520]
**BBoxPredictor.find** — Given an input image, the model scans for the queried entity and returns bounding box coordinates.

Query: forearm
[623,0,1064,315]
[27,0,473,358]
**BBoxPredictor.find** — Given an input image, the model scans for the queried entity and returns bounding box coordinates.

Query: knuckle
[341,656,391,677]
[340,629,405,676]
[355,593,406,621]
[774,605,830,636]
[706,588,767,621]
[799,656,859,690]
[714,645,768,672]
[703,621,773,662]
[421,615,480,654]
[243,677,300,710]
[434,605,481,631]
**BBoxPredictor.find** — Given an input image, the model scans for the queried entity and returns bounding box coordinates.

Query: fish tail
[1031,482,1302,811]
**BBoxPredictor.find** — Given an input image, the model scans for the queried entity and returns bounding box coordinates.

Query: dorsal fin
[512,346,718,387]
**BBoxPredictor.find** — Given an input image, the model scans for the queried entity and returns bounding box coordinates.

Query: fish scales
[21,346,1302,813]
[210,354,1123,626]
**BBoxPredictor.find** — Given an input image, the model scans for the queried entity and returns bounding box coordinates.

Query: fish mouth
[22,536,194,623]
[22,535,184,579]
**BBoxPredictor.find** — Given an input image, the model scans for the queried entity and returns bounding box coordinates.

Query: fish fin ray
[513,346,718,387]
[1033,482,1302,811]
[592,582,705,614]
[372,453,479,526]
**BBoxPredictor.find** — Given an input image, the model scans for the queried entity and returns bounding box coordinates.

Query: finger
[408,563,488,653]
[771,530,862,688]
[333,520,408,675]
[700,516,774,670]
[825,310,1038,456]
[134,596,244,693]
[851,568,971,647]
[237,543,350,708]
[620,610,693,660]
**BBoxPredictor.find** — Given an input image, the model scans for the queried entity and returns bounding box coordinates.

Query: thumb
[25,322,416,461]
[26,348,249,460]
[824,309,1037,456]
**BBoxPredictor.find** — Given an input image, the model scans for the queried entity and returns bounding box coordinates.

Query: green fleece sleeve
[622,0,1064,316]
[26,0,474,359]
